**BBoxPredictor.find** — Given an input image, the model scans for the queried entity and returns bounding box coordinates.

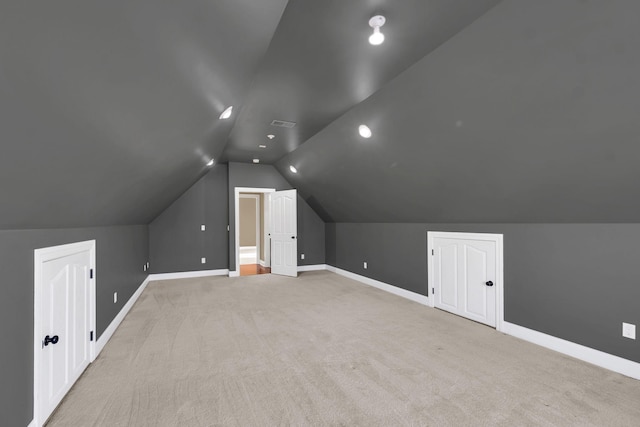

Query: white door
[35,242,94,426]
[270,189,297,277]
[432,236,497,327]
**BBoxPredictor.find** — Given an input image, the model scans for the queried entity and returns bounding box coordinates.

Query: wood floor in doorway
[240,263,271,276]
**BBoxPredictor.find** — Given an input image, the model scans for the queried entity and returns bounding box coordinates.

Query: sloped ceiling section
[221,0,501,164]
[277,0,640,223]
[0,0,287,228]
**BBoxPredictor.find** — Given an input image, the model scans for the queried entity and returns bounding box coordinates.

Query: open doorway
[232,187,298,278]
[234,187,275,277]
[238,193,269,276]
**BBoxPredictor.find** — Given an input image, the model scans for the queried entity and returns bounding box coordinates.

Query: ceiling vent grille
[270,119,296,128]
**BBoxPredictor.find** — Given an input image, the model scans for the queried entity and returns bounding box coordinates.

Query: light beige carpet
[47,271,640,426]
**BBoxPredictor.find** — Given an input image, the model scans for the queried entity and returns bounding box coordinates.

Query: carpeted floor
[47,271,640,426]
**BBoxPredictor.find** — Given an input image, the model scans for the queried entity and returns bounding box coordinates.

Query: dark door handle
[44,335,59,346]
[486,281,494,287]
[291,236,296,239]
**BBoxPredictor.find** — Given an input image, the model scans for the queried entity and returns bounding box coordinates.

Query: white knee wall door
[428,232,504,330]
[34,240,96,427]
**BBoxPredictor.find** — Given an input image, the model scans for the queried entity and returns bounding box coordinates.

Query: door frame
[238,193,261,265]
[33,239,96,427]
[232,187,275,276]
[427,231,504,332]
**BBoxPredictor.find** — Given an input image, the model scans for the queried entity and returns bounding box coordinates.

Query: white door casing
[270,189,298,277]
[34,240,96,427]
[427,232,504,331]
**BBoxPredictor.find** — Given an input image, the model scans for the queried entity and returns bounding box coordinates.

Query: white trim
[27,420,36,427]
[33,240,96,427]
[148,269,229,282]
[298,264,328,272]
[327,265,429,306]
[502,322,640,380]
[259,259,267,267]
[95,275,150,356]
[234,187,275,276]
[427,231,505,332]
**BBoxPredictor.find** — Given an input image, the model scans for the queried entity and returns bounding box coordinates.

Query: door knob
[485,281,494,287]
[291,236,296,239]
[44,335,59,346]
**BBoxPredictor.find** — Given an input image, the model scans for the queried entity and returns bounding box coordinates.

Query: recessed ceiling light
[219,106,233,119]
[253,159,260,164]
[259,144,267,148]
[289,165,298,173]
[267,134,275,139]
[358,124,372,138]
[368,15,386,45]
[206,159,214,166]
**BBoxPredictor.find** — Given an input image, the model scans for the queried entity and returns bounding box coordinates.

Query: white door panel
[433,237,496,327]
[270,189,297,277]
[437,243,458,310]
[464,245,487,319]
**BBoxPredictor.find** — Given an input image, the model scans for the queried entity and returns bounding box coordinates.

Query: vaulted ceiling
[2,0,639,228]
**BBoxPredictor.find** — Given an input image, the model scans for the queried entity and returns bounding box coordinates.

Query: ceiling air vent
[270,119,296,128]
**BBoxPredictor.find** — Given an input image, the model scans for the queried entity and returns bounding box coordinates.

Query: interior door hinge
[90,331,94,341]
[432,249,434,255]
[432,287,435,294]
[90,269,94,279]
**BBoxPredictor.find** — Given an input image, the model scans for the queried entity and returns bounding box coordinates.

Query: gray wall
[326,223,640,364]
[150,163,325,274]
[149,165,229,273]
[0,225,148,427]
[228,162,325,271]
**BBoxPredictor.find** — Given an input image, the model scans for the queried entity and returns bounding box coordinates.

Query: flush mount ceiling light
[206,159,214,166]
[358,124,372,138]
[258,144,267,148]
[219,106,233,119]
[267,134,275,139]
[289,165,298,174]
[253,158,260,164]
[368,15,386,45]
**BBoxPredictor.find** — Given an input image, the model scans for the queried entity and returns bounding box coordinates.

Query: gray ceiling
[221,0,500,163]
[0,0,287,228]
[277,0,640,222]
[2,0,640,227]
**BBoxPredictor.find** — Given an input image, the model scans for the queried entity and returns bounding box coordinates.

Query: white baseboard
[502,321,640,380]
[259,259,266,267]
[229,270,240,277]
[298,264,328,272]
[95,276,150,357]
[326,265,429,306]
[27,419,36,427]
[148,269,229,281]
[239,246,258,265]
